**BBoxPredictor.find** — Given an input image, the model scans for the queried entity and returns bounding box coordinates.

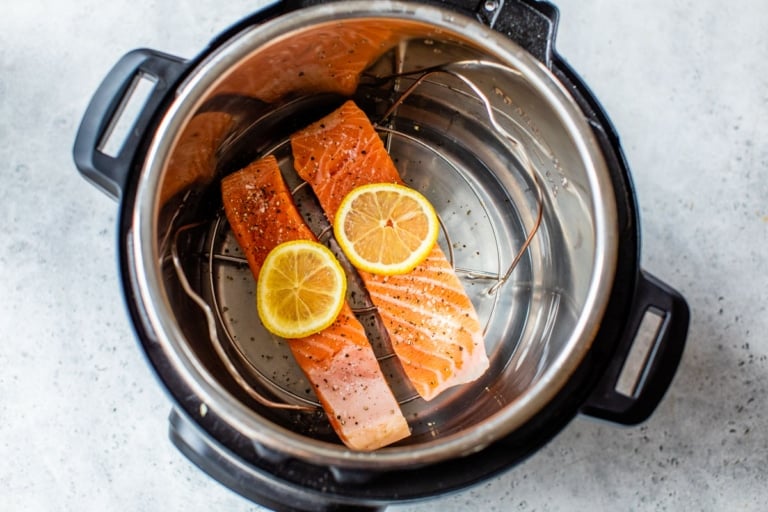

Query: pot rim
[129,0,619,468]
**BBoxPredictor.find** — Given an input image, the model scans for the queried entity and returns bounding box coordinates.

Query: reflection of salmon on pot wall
[212,22,405,102]
[160,112,233,205]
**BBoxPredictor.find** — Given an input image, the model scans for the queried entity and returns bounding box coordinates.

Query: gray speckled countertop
[1,1,766,510]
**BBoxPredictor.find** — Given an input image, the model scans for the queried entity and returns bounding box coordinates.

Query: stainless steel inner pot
[130,1,618,468]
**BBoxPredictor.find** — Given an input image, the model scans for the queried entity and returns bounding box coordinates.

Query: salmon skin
[221,155,410,451]
[291,100,490,401]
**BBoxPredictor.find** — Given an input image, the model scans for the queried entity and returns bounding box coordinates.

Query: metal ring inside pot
[130,1,618,468]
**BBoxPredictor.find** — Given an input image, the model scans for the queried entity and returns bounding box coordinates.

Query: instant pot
[73,1,690,510]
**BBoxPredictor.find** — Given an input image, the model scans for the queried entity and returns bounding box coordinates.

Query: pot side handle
[73,49,186,200]
[580,271,690,425]
[168,409,385,512]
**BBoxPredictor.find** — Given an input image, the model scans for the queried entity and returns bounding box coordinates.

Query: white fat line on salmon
[375,311,464,366]
[367,280,480,329]
[369,272,472,307]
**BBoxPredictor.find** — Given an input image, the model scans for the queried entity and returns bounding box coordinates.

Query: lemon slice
[257,240,346,338]
[334,183,439,275]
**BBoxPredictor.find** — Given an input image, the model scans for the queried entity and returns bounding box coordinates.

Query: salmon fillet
[221,155,410,450]
[291,100,490,401]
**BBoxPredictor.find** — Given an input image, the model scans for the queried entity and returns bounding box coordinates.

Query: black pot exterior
[72,1,689,510]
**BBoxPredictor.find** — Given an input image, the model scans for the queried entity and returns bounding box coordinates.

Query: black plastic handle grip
[73,49,187,200]
[425,0,558,65]
[581,271,690,425]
